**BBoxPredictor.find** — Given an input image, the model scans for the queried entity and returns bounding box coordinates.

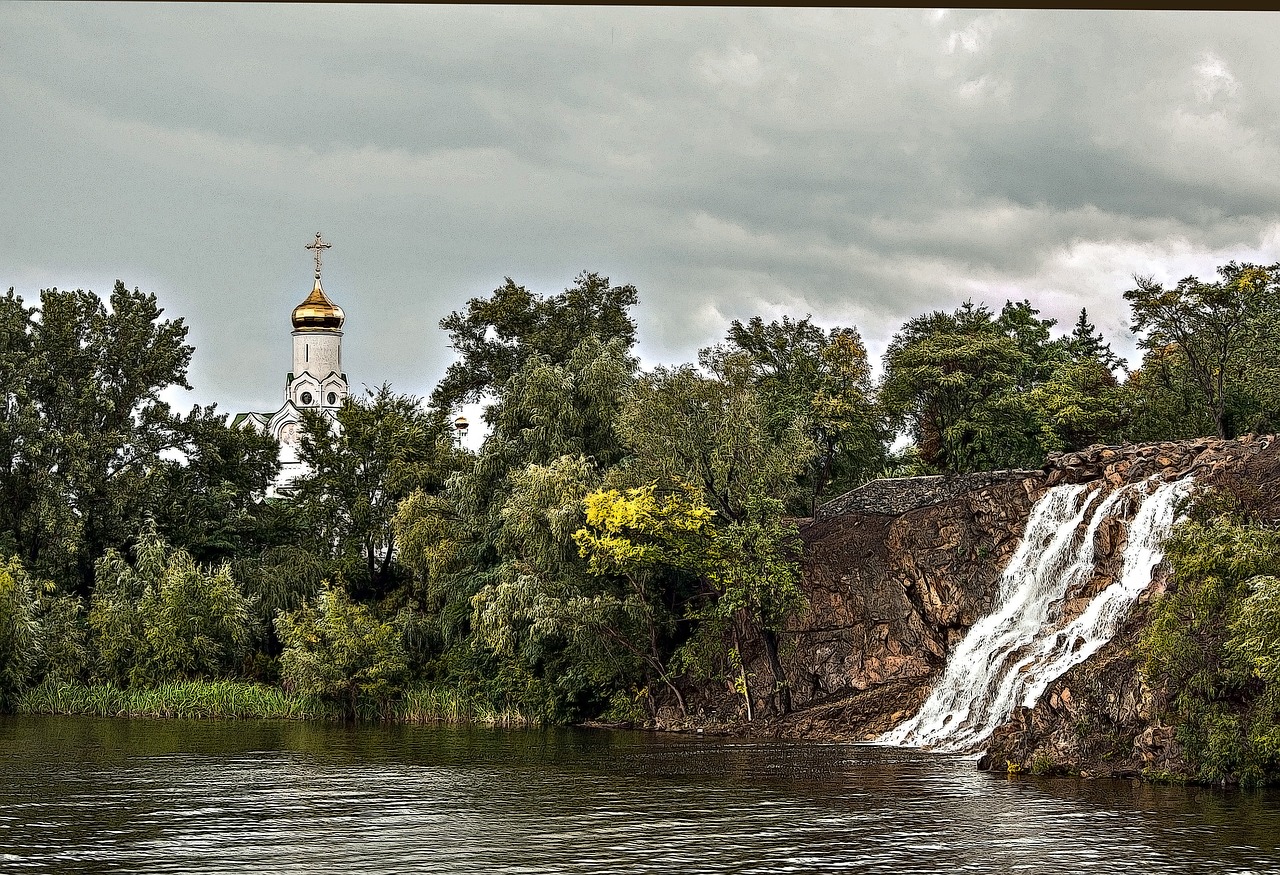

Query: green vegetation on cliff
[1140,494,1280,786]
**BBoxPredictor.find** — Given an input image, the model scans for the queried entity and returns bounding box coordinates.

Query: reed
[17,680,334,721]
[395,683,534,726]
[17,680,538,725]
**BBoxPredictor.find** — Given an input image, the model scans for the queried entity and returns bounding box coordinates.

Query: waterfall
[879,476,1192,753]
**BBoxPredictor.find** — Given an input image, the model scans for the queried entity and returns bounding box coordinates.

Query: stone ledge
[817,469,1042,519]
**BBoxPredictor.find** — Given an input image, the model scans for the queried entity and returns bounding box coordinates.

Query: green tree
[431,271,639,412]
[1067,308,1125,373]
[292,385,460,597]
[1125,262,1280,439]
[88,528,255,687]
[0,557,40,711]
[401,337,637,653]
[571,482,718,714]
[881,301,1036,472]
[152,405,282,564]
[880,300,1121,472]
[613,365,814,715]
[464,454,625,718]
[1140,506,1280,785]
[1121,346,1218,442]
[276,585,410,719]
[0,283,278,591]
[702,316,885,515]
[1231,575,1280,687]
[617,365,814,523]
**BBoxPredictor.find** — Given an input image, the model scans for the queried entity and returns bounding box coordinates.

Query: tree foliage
[431,271,639,412]
[399,336,638,666]
[276,585,410,719]
[1139,504,1280,785]
[880,300,1122,473]
[702,315,885,514]
[0,557,40,710]
[87,528,255,687]
[1125,262,1280,439]
[611,366,813,714]
[293,384,461,596]
[0,283,278,592]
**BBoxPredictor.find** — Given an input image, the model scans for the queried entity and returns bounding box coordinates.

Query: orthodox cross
[305,232,332,280]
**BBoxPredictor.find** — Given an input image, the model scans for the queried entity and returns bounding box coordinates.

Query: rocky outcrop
[979,434,1280,778]
[816,470,1040,519]
[774,474,1043,736]
[976,606,1192,779]
[698,435,1279,755]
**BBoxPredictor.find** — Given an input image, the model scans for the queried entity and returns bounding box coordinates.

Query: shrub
[88,529,256,686]
[276,586,409,720]
[0,557,40,710]
[1139,502,1280,785]
[33,590,89,684]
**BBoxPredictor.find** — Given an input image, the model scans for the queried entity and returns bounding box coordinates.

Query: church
[231,232,350,494]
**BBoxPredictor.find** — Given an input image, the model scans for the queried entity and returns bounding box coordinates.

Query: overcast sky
[5,5,1280,434]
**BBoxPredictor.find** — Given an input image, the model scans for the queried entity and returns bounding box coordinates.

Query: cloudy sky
[4,5,1280,433]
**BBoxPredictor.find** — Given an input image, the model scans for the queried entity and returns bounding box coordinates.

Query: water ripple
[1,717,1278,873]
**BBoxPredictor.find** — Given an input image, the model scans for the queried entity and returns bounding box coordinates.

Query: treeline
[2,264,1279,725]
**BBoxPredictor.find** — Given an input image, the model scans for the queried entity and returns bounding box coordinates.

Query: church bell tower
[229,231,353,495]
[287,232,349,410]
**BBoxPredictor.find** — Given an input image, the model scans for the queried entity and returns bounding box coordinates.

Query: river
[1,716,1277,873]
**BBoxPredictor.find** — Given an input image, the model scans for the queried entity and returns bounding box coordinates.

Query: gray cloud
[3,5,1279,415]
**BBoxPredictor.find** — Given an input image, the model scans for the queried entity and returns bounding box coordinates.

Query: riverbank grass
[17,680,332,720]
[397,685,532,726]
[17,680,537,725]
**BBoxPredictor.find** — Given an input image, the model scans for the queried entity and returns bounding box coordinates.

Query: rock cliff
[697,435,1280,775]
[980,435,1280,778]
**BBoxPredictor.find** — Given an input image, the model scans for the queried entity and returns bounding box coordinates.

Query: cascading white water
[879,476,1192,753]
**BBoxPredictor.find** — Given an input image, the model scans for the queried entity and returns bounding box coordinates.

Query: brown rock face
[703,435,1279,754]
[779,477,1041,734]
[979,435,1280,777]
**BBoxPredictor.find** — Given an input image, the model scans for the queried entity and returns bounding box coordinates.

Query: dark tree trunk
[761,628,791,716]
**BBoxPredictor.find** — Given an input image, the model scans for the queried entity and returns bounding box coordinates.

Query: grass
[395,683,534,726]
[17,680,537,726]
[18,680,335,720]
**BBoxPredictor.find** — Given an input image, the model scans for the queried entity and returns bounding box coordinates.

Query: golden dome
[292,277,345,330]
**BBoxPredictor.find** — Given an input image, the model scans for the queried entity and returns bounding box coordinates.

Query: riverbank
[16,680,534,725]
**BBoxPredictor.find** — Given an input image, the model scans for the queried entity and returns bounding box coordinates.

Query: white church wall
[293,329,341,384]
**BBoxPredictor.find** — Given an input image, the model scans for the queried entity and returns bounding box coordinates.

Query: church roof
[292,277,345,330]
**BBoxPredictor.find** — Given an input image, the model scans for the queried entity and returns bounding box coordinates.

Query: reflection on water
[1,716,1277,874]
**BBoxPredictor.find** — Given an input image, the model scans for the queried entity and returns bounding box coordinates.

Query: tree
[1121,346,1218,442]
[881,302,1045,472]
[702,316,885,515]
[612,365,815,715]
[616,365,814,523]
[292,385,460,596]
[1230,575,1280,688]
[465,454,625,716]
[151,405,281,564]
[1139,509,1280,785]
[877,300,1124,472]
[400,337,637,654]
[1125,262,1280,439]
[0,557,40,711]
[88,528,255,687]
[276,585,410,720]
[1067,308,1124,373]
[571,482,718,714]
[431,271,639,412]
[0,283,276,592]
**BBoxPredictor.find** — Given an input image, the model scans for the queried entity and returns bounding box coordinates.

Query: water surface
[1,716,1277,873]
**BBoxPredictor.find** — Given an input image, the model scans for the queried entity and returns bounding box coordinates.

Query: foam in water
[879,476,1192,753]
